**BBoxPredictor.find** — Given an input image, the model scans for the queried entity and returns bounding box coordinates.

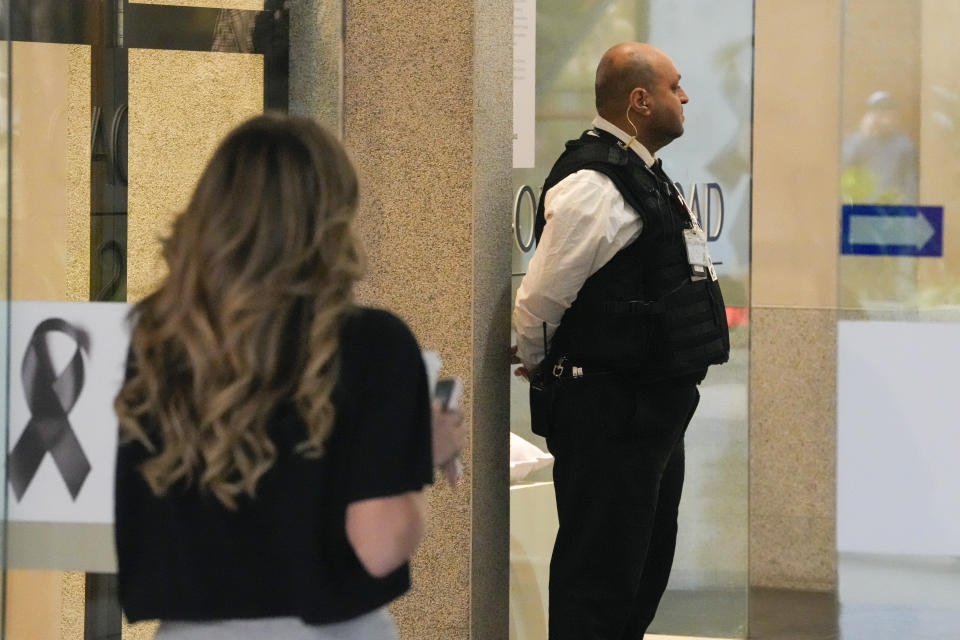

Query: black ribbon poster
[9,318,92,501]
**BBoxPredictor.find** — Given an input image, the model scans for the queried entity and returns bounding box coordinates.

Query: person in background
[512,42,729,639]
[842,89,917,205]
[114,113,466,640]
[841,90,919,304]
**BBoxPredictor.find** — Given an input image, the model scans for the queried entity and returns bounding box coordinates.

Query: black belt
[550,356,617,381]
[600,299,666,315]
[545,356,706,386]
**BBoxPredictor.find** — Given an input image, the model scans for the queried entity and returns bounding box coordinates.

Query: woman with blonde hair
[114,113,464,639]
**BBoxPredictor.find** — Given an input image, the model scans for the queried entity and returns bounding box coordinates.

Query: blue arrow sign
[841,204,943,257]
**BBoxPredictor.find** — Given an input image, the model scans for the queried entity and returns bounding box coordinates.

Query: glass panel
[126,48,264,300]
[509,1,752,638]
[0,1,340,637]
[0,0,10,631]
[9,42,90,303]
[837,1,960,638]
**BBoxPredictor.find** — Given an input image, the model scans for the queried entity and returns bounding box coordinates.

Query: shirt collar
[591,115,656,167]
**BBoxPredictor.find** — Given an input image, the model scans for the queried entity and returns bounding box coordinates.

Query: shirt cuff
[515,336,545,372]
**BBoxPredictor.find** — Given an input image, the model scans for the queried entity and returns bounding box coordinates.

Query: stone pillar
[343,1,511,638]
[750,0,842,591]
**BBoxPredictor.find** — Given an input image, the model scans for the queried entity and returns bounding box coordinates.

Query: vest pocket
[656,280,730,371]
[529,380,558,438]
[563,309,652,367]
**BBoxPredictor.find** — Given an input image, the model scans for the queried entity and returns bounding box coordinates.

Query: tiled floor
[651,588,746,638]
[836,553,960,640]
[748,586,960,640]
[748,588,838,640]
[650,556,960,639]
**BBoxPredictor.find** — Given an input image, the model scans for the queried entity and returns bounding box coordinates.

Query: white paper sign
[513,0,536,168]
[7,301,131,524]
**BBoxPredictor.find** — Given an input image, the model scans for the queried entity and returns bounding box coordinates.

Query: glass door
[836,1,960,638]
[0,2,339,637]
[509,1,753,638]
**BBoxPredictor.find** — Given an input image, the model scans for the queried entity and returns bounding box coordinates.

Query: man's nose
[680,88,689,103]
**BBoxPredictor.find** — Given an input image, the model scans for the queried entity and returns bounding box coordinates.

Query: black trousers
[545,375,700,640]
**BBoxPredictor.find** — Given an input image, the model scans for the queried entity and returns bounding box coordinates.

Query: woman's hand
[432,400,466,484]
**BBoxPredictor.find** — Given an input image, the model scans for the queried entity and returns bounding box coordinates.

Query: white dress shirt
[513,116,656,370]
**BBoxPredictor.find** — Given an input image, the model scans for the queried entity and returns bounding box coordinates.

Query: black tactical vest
[535,129,729,381]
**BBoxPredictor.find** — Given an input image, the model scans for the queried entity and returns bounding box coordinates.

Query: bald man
[513,43,729,638]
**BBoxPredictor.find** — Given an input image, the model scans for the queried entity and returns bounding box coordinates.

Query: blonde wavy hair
[115,113,364,509]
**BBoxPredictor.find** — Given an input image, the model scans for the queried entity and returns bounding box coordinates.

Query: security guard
[512,42,729,639]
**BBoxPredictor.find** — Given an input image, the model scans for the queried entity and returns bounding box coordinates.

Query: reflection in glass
[839,1,960,314]
[842,91,917,206]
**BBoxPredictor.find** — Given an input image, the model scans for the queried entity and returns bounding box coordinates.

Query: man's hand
[510,345,529,380]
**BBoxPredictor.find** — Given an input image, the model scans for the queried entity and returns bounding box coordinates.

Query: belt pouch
[529,378,558,438]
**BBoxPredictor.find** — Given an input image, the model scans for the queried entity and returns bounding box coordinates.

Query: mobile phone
[434,377,463,411]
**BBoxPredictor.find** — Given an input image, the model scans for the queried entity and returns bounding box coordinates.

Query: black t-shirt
[114,307,433,624]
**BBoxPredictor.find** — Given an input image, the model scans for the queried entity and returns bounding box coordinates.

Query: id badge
[683,227,717,281]
[676,189,718,281]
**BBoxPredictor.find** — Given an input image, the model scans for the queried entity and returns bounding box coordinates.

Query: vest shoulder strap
[555,135,631,173]
[535,132,653,242]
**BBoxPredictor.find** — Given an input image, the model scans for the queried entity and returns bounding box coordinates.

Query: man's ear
[629,87,650,115]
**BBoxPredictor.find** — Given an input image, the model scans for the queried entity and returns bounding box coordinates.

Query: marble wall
[342,1,512,637]
[126,49,263,301]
